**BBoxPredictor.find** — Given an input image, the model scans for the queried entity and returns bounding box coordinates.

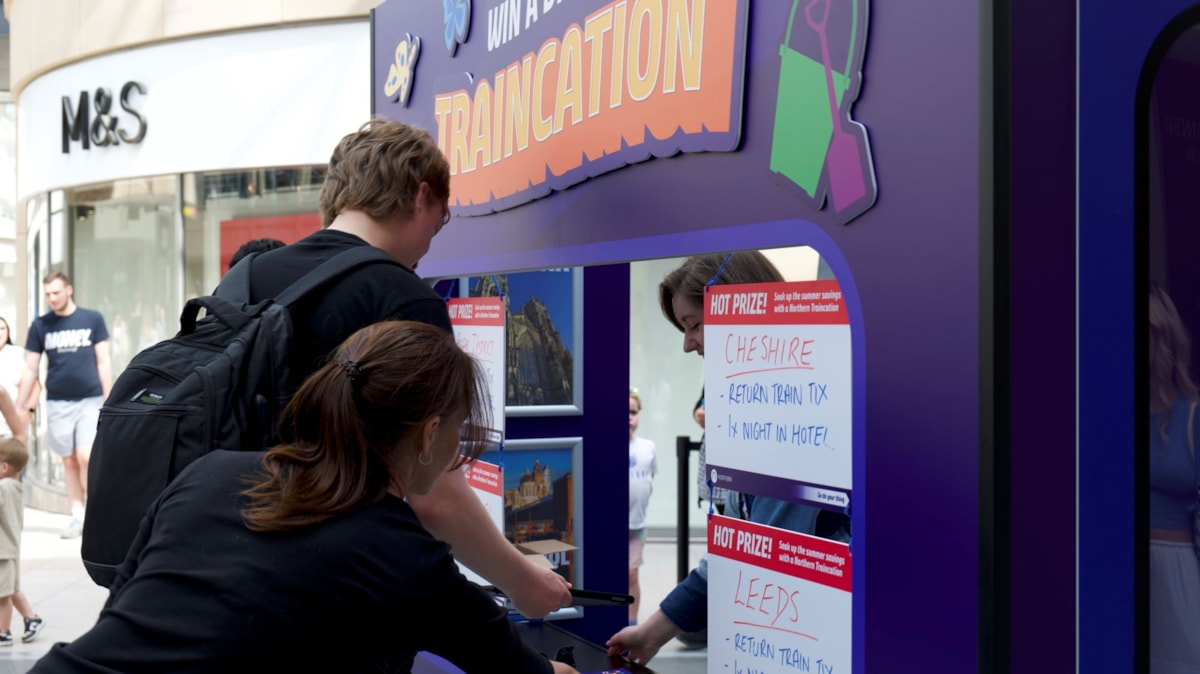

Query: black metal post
[675,435,700,583]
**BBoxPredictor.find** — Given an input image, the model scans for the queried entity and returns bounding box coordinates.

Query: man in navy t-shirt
[17,272,111,539]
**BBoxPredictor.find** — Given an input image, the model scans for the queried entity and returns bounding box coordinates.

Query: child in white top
[627,389,657,624]
[0,439,43,646]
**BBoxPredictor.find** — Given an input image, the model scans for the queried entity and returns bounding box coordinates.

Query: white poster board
[458,460,505,585]
[708,514,851,674]
[449,297,506,435]
[703,280,851,507]
[449,297,508,586]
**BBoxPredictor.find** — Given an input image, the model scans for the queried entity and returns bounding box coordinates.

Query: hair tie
[339,360,363,382]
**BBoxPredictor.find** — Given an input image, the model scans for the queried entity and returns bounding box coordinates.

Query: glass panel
[182,167,325,300]
[1146,23,1200,671]
[630,246,833,533]
[66,177,178,374]
[23,193,50,484]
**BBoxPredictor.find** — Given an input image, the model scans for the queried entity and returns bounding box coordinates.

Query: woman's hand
[549,661,580,674]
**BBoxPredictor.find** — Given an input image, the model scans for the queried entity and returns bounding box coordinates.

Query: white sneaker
[61,518,83,539]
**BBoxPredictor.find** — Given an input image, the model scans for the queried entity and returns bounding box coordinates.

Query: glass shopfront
[21,166,324,488]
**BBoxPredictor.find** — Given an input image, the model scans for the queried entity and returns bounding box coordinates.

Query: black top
[246,230,452,385]
[31,451,553,674]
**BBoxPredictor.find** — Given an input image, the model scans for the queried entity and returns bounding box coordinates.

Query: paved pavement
[0,508,707,673]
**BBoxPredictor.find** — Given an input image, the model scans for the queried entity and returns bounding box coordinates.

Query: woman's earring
[418,450,434,466]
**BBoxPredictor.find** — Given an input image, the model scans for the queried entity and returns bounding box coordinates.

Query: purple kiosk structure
[372,0,1198,671]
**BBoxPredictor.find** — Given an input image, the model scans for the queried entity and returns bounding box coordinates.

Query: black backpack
[81,246,398,587]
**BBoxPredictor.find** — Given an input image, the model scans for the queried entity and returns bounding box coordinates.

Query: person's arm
[407,467,572,618]
[606,609,682,665]
[0,389,28,443]
[15,350,41,414]
[94,339,113,399]
[606,555,709,664]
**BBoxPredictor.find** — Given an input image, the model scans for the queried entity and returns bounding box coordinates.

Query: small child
[0,439,44,645]
[627,388,657,625]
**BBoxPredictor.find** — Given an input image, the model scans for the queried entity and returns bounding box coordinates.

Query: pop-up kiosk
[371,0,1195,671]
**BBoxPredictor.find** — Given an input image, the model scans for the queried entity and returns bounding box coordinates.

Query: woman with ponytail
[31,321,577,674]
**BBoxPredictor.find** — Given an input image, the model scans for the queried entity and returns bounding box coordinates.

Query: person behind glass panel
[627,387,657,625]
[227,238,286,273]
[1147,283,1200,674]
[607,251,851,665]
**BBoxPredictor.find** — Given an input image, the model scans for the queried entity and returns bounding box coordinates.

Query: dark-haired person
[207,120,570,618]
[30,321,577,674]
[226,237,286,272]
[607,251,851,665]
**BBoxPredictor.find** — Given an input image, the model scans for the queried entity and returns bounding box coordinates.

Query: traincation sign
[449,296,507,435]
[423,0,750,215]
[709,514,851,674]
[703,280,851,509]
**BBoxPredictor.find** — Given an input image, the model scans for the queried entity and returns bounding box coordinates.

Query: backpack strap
[215,245,400,307]
[273,246,400,307]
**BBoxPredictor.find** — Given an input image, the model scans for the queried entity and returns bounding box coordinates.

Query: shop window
[183,167,324,301]
[66,177,178,375]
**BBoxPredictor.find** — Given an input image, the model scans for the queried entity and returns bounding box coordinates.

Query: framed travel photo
[479,437,584,619]
[463,267,583,416]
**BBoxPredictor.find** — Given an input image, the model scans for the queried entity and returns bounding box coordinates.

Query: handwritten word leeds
[725,335,814,370]
[435,0,747,213]
[731,570,799,626]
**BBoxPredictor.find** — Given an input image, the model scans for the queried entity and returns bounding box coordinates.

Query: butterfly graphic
[443,0,471,56]
[384,33,421,106]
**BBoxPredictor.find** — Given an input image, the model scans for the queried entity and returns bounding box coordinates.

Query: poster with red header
[708,514,851,674]
[703,280,852,511]
[449,297,506,436]
[449,297,507,585]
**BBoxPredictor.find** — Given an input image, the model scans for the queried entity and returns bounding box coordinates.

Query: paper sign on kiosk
[703,279,852,508]
[449,297,507,584]
[708,514,851,674]
[448,297,506,434]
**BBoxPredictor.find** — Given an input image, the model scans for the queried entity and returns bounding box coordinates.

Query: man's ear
[415,181,433,209]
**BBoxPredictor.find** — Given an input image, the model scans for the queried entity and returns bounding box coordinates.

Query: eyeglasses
[459,422,503,448]
[452,423,502,470]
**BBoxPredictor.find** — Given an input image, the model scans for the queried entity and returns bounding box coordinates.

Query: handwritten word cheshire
[725,335,814,369]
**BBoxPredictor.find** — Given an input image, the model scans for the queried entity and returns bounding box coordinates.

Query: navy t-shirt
[25,308,109,400]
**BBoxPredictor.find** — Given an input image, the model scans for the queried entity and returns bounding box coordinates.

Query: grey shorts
[46,397,103,458]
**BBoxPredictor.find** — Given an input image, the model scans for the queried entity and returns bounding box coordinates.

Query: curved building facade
[7,1,381,508]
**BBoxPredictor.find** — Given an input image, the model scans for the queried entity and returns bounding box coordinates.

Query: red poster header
[705,280,848,326]
[448,297,505,326]
[466,460,502,496]
[708,514,851,592]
